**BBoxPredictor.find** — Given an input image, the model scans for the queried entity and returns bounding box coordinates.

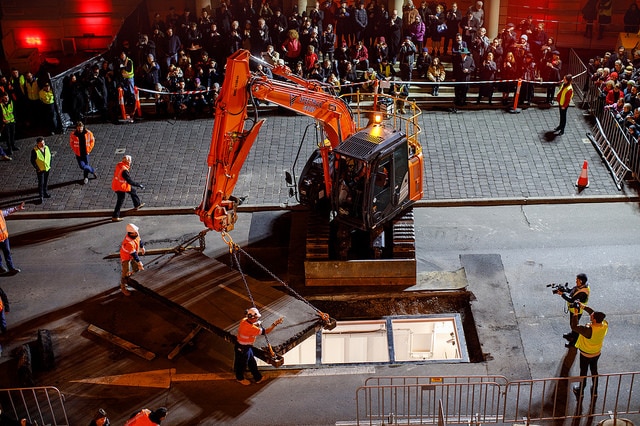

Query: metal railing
[356,376,508,425]
[504,373,640,423]
[0,386,69,426]
[573,49,640,186]
[352,372,640,425]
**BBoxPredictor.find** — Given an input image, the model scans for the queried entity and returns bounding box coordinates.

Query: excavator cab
[298,122,418,260]
[331,125,412,232]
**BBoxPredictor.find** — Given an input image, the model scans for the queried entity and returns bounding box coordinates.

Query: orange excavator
[196,49,424,285]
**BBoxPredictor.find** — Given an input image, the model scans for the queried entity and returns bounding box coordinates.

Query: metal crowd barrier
[352,372,640,425]
[0,386,69,426]
[570,48,640,186]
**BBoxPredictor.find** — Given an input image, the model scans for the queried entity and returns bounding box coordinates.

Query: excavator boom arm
[196,49,357,232]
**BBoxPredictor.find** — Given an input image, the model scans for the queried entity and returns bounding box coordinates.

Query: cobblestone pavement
[0,103,631,213]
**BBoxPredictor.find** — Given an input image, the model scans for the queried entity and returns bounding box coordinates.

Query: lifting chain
[223,232,278,359]
[220,232,332,327]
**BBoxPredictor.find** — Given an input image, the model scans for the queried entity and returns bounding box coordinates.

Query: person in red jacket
[554,74,573,135]
[124,407,167,426]
[111,155,145,222]
[119,223,145,296]
[69,121,97,185]
[234,307,283,385]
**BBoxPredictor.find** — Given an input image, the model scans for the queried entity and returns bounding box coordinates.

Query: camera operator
[554,273,590,347]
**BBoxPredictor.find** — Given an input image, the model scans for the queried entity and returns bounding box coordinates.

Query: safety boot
[120,283,131,296]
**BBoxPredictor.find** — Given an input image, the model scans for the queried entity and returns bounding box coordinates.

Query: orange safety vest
[236,318,263,345]
[0,213,8,242]
[120,234,141,262]
[124,409,156,426]
[112,161,131,192]
[69,130,95,156]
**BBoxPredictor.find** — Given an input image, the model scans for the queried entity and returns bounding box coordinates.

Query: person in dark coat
[477,51,496,104]
[386,9,403,64]
[454,47,475,107]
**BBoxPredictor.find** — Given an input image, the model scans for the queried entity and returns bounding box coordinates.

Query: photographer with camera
[570,303,608,400]
[551,273,590,347]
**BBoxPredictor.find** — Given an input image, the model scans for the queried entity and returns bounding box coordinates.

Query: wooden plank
[128,251,331,363]
[87,324,156,361]
[167,325,203,360]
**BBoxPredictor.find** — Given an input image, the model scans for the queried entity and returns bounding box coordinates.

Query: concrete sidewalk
[0,103,633,215]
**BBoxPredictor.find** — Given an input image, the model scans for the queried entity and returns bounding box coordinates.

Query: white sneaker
[83,177,89,185]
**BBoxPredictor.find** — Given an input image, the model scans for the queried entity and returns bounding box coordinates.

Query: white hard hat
[123,155,132,163]
[246,307,261,319]
[126,223,139,234]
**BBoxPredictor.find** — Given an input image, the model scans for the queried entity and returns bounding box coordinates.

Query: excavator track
[392,209,416,259]
[305,211,330,261]
[304,209,416,286]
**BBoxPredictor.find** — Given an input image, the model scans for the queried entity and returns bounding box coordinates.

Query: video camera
[547,282,570,294]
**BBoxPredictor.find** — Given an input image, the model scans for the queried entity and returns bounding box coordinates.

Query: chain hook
[220,231,237,253]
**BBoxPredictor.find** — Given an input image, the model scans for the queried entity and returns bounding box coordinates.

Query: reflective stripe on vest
[1,101,15,123]
[34,147,51,172]
[70,130,95,157]
[236,318,263,345]
[40,90,55,105]
[575,320,608,355]
[123,58,135,79]
[111,161,131,192]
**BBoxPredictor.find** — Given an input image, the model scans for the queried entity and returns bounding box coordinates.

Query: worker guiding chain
[235,307,283,385]
[119,223,145,296]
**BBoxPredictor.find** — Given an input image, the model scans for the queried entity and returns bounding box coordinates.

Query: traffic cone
[576,160,589,188]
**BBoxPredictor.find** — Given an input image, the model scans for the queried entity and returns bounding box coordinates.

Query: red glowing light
[25,37,42,46]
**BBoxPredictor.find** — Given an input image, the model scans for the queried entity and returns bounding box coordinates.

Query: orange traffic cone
[576,160,589,188]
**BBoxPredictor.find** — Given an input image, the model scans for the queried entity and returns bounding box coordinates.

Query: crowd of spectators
[1,0,574,133]
[589,46,640,142]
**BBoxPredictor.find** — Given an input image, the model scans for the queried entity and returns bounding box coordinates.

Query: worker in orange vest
[235,307,283,385]
[0,202,25,275]
[119,223,145,296]
[111,155,145,222]
[124,407,167,426]
[69,121,97,185]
